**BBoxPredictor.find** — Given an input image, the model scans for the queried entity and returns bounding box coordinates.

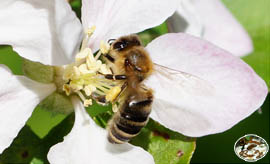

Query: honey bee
[99,35,213,144]
[101,35,154,144]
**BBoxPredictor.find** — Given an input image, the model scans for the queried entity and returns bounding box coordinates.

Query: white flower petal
[48,96,154,164]
[0,0,83,65]
[167,0,253,57]
[145,33,267,137]
[167,0,203,37]
[0,65,56,153]
[81,0,180,52]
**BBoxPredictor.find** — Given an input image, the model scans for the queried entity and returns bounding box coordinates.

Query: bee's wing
[150,64,214,96]
[145,64,216,137]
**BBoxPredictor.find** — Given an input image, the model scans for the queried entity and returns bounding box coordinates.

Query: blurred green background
[0,0,269,163]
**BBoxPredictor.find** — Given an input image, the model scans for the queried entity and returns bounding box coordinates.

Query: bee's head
[111,35,141,51]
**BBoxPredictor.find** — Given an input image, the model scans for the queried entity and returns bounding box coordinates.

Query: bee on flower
[0,0,267,163]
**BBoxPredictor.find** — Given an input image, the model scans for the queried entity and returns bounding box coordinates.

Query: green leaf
[0,114,74,163]
[131,119,196,164]
[70,0,82,18]
[27,106,67,138]
[30,158,44,164]
[0,126,44,163]
[222,0,270,88]
[42,113,74,148]
[139,23,168,46]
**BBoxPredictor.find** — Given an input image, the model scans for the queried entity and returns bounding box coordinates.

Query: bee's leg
[98,72,127,80]
[103,53,115,63]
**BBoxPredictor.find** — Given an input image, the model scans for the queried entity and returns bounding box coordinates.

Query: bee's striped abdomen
[108,90,153,144]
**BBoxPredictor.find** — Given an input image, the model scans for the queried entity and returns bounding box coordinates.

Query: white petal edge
[167,0,253,57]
[167,0,203,37]
[48,96,154,164]
[0,65,56,153]
[0,0,83,65]
[145,33,267,137]
[81,0,180,52]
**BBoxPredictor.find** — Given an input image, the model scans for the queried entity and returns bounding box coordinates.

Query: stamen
[77,91,86,102]
[84,99,93,107]
[87,26,96,37]
[94,51,102,60]
[100,64,112,74]
[73,66,81,77]
[100,40,110,55]
[76,48,92,62]
[78,64,91,74]
[63,84,71,96]
[59,25,123,110]
[84,84,96,96]
[81,26,96,51]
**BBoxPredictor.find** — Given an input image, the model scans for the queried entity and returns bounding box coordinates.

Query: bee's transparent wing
[145,64,219,137]
[152,64,214,96]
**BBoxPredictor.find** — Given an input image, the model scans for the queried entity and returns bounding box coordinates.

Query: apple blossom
[0,0,267,163]
[167,0,253,57]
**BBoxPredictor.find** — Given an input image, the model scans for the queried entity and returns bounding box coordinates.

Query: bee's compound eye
[113,41,127,51]
[108,39,116,45]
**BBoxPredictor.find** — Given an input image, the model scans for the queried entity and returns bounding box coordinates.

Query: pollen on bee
[105,86,121,102]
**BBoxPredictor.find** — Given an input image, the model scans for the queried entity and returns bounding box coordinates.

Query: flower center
[56,26,121,107]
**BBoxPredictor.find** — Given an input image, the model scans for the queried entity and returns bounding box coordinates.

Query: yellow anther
[69,81,83,91]
[75,48,92,61]
[73,66,81,77]
[84,99,93,107]
[100,40,110,54]
[86,52,95,64]
[86,26,96,37]
[63,84,71,96]
[84,84,96,96]
[106,86,121,102]
[87,57,102,72]
[100,64,112,74]
[63,65,74,81]
[78,64,91,74]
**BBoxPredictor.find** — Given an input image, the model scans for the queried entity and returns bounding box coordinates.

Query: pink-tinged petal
[48,96,154,164]
[167,0,253,57]
[0,65,56,153]
[82,0,180,52]
[145,33,267,137]
[0,0,83,65]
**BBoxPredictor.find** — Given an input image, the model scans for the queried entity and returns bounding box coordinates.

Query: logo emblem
[234,134,269,162]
